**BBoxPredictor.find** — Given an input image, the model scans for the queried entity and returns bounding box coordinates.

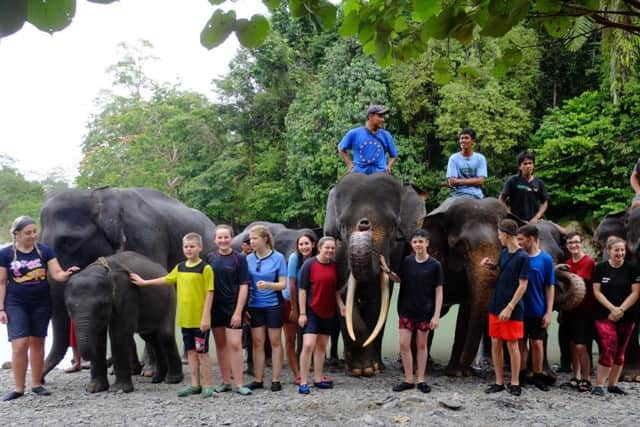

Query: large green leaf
[535,0,562,13]
[412,0,442,23]
[543,15,572,37]
[289,0,308,18]
[313,0,337,29]
[450,18,474,45]
[422,8,455,40]
[492,56,508,78]
[0,0,26,37]
[339,12,359,36]
[479,15,514,37]
[359,22,375,44]
[458,65,480,80]
[433,58,452,84]
[502,47,522,66]
[343,0,361,15]
[235,14,270,48]
[200,9,236,49]
[27,0,75,33]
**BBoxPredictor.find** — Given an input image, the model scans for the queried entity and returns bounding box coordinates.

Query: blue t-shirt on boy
[446,152,488,199]
[523,250,556,318]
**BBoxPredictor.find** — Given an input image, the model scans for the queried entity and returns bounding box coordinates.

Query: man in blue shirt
[338,104,398,174]
[446,128,487,198]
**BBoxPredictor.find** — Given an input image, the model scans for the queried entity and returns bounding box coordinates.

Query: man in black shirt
[500,151,548,223]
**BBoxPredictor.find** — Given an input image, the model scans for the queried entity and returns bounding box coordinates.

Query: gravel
[1,360,638,426]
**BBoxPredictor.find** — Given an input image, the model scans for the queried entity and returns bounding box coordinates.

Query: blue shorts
[249,305,283,329]
[5,299,51,340]
[303,310,336,336]
[181,328,210,354]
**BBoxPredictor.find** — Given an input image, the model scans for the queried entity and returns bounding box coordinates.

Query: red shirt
[299,257,338,319]
[566,255,595,315]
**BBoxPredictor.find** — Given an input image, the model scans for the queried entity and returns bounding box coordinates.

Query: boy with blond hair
[130,232,215,398]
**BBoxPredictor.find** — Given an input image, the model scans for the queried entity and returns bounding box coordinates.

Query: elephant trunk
[349,220,373,282]
[73,315,95,361]
[554,265,586,311]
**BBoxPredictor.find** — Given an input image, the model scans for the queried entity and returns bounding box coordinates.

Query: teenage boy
[380,229,444,393]
[481,219,529,396]
[446,128,487,199]
[130,232,215,398]
[499,151,549,223]
[517,224,555,391]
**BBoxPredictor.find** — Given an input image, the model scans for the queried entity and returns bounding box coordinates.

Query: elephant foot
[151,375,164,384]
[362,367,375,377]
[350,368,362,377]
[165,372,184,384]
[130,361,142,376]
[86,379,109,393]
[111,380,134,393]
[445,365,471,377]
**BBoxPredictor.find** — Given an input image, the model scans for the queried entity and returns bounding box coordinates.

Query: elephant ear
[90,188,126,251]
[323,186,339,238]
[398,184,427,241]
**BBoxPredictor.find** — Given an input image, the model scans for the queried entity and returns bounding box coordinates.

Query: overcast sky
[0,0,263,183]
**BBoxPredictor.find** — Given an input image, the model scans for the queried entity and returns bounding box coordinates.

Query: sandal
[566,377,579,388]
[577,379,591,393]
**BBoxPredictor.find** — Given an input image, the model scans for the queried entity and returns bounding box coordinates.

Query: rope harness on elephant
[90,257,117,299]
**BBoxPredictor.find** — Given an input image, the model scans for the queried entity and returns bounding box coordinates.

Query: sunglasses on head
[256,258,262,273]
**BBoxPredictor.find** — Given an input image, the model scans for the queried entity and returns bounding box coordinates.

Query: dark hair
[517,224,539,239]
[565,231,582,242]
[295,231,318,271]
[459,128,476,141]
[517,151,535,166]
[410,229,430,240]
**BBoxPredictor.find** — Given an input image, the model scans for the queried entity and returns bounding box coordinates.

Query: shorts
[594,319,635,367]
[564,314,594,345]
[523,317,547,340]
[212,309,242,330]
[249,305,283,329]
[488,313,524,341]
[399,317,430,332]
[282,300,297,325]
[182,328,210,353]
[6,299,51,340]
[302,310,336,335]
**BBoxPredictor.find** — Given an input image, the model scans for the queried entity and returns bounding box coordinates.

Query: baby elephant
[65,252,183,393]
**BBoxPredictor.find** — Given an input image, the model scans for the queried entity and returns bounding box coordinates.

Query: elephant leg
[140,344,159,377]
[447,249,496,377]
[87,329,109,393]
[621,323,640,382]
[158,331,183,384]
[128,336,142,375]
[343,292,381,377]
[141,332,168,384]
[557,313,573,372]
[109,322,134,393]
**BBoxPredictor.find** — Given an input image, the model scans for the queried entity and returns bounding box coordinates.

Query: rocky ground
[0,359,638,426]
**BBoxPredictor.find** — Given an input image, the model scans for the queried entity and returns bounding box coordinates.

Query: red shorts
[399,317,430,332]
[488,313,523,341]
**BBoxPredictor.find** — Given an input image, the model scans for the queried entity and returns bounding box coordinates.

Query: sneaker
[485,384,505,394]
[416,382,431,393]
[313,380,334,389]
[607,385,627,395]
[177,385,202,397]
[244,381,264,390]
[201,387,214,398]
[591,386,605,396]
[270,381,282,392]
[31,386,51,396]
[214,383,232,393]
[299,384,310,395]
[392,381,415,392]
[508,384,522,396]
[235,386,252,396]
[3,391,24,401]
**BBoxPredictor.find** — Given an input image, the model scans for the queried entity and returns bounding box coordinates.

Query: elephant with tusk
[324,173,426,376]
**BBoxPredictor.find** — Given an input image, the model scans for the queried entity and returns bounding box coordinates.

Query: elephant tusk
[345,272,357,342]
[362,272,390,348]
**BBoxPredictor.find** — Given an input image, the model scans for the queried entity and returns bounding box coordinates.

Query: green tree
[0,159,44,242]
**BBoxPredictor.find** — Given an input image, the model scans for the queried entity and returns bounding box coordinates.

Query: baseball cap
[367,104,389,115]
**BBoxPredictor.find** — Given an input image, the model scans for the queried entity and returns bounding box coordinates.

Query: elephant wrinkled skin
[324,173,425,377]
[66,252,183,393]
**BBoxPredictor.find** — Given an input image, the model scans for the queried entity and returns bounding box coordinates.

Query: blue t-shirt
[284,252,300,301]
[523,250,556,318]
[0,243,56,303]
[338,126,398,174]
[489,248,529,320]
[446,152,488,198]
[247,250,287,308]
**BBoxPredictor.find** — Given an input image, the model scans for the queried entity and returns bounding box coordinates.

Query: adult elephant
[593,208,640,381]
[66,252,183,393]
[40,187,215,380]
[324,173,425,377]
